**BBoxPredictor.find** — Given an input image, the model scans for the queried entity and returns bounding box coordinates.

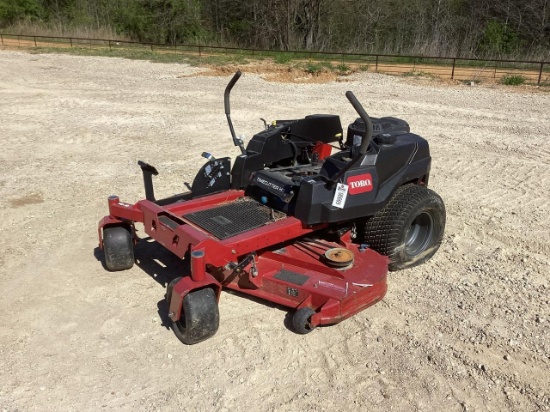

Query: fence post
[199,45,202,57]
[70,37,73,48]
[538,62,544,86]
[0,34,3,46]
[108,39,111,50]
[375,55,379,72]
[33,36,37,47]
[451,58,456,79]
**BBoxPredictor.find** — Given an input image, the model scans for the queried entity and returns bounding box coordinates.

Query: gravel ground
[0,50,549,411]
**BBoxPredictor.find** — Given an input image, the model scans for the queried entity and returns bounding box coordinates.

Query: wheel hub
[405,212,434,256]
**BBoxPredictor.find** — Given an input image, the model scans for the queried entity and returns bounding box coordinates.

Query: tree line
[1,0,549,59]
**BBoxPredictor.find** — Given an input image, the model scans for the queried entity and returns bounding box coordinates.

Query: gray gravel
[0,50,549,412]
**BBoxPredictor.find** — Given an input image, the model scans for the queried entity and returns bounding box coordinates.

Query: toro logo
[347,173,373,195]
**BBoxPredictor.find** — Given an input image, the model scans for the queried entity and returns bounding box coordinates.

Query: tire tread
[363,184,445,271]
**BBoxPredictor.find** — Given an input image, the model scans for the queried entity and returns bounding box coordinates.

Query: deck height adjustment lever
[225,254,258,279]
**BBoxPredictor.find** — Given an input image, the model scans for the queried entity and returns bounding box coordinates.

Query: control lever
[224,70,246,154]
[138,160,159,201]
[326,92,373,189]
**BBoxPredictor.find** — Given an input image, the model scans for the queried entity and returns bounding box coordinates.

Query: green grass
[274,52,294,64]
[500,74,526,85]
[402,70,436,79]
[30,46,187,63]
[336,63,350,73]
[302,62,323,75]
[28,45,250,66]
[184,53,249,66]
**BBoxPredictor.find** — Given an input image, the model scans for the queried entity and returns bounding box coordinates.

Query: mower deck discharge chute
[98,71,446,344]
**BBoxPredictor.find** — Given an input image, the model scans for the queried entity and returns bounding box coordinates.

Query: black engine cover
[231,113,431,226]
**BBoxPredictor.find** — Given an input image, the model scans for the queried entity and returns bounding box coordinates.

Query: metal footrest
[184,198,285,239]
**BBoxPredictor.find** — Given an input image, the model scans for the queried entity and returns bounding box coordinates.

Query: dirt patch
[8,192,44,208]
[183,59,550,89]
[184,60,347,83]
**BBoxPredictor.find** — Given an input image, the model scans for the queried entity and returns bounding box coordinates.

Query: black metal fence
[1,33,548,85]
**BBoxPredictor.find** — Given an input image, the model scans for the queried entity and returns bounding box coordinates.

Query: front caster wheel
[168,286,219,345]
[103,225,134,271]
[292,307,316,334]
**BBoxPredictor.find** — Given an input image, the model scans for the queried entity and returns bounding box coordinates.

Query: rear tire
[103,225,134,271]
[171,287,219,345]
[363,184,445,271]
